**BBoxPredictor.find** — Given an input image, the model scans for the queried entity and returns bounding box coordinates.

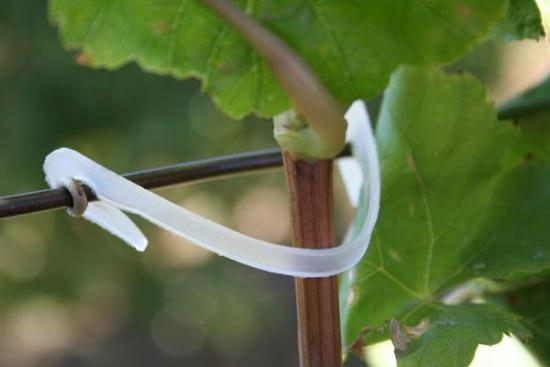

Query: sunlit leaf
[341,66,550,366]
[397,304,530,367]
[49,0,506,119]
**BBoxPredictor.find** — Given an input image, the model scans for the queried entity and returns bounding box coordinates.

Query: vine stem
[282,152,342,367]
[0,147,351,218]
[197,1,346,364]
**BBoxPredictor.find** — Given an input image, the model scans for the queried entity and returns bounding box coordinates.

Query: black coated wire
[0,146,352,218]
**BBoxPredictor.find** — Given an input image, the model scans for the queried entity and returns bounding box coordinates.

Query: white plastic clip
[43,100,380,277]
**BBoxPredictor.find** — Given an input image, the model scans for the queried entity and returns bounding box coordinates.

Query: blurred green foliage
[0,2,318,366]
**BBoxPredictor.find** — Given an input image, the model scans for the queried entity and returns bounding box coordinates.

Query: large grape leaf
[470,79,550,366]
[469,77,550,279]
[483,77,550,366]
[48,0,506,119]
[341,66,550,366]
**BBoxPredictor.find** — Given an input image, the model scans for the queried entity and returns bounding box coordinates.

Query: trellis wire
[0,146,352,218]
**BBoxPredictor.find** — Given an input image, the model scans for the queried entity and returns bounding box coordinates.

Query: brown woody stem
[283,151,342,367]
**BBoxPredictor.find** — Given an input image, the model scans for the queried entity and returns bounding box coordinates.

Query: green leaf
[342,65,518,345]
[491,0,544,41]
[503,279,550,364]
[48,0,506,119]
[467,166,550,279]
[499,76,550,163]
[341,66,550,366]
[397,304,531,367]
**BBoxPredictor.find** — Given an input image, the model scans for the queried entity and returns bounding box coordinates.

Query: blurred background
[0,1,549,366]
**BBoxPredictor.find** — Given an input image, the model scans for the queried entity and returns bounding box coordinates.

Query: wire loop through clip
[66,179,88,217]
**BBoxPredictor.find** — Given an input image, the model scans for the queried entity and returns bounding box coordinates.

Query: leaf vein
[407,0,471,39]
[378,268,424,299]
[394,123,436,295]
[167,0,190,68]
[202,24,230,90]
[83,1,107,45]
[305,0,359,97]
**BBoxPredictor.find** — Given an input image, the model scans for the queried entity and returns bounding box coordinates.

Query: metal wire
[0,146,352,218]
